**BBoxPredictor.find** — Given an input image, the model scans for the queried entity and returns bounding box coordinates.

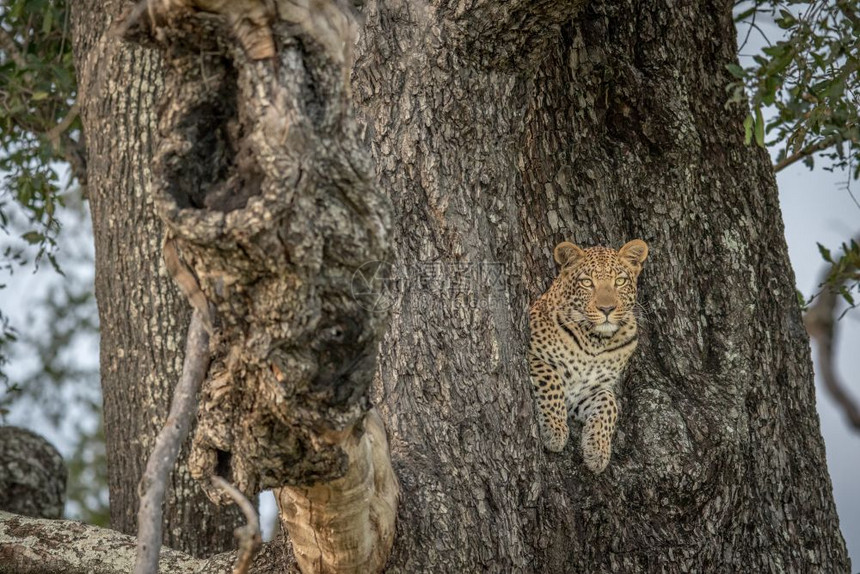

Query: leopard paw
[581,434,611,473]
[541,422,569,452]
[582,445,611,473]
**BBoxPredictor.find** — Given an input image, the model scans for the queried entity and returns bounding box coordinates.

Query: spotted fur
[528,239,648,473]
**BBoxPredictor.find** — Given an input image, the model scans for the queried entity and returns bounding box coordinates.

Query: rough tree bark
[0,0,850,572]
[118,1,399,571]
[69,0,244,556]
[0,427,66,519]
[352,0,850,571]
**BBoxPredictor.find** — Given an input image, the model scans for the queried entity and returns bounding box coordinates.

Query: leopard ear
[554,242,585,268]
[618,239,649,274]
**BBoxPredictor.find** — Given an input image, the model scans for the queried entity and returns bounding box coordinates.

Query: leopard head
[552,239,648,337]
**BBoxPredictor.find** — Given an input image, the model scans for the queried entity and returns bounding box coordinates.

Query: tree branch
[0,512,210,574]
[212,477,262,574]
[773,136,839,173]
[135,310,210,574]
[0,26,27,68]
[0,428,66,520]
[804,264,860,431]
[44,101,80,146]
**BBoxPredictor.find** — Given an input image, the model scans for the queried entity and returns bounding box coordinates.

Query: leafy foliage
[0,199,106,525]
[817,239,860,315]
[1,0,81,398]
[730,0,859,174]
[0,0,104,523]
[731,0,860,311]
[1,0,81,263]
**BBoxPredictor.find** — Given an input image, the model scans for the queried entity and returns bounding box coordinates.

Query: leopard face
[552,240,648,337]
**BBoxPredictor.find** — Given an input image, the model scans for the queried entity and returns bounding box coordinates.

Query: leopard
[528,239,648,473]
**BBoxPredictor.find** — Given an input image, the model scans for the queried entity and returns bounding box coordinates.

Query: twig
[45,101,80,147]
[738,5,756,54]
[134,311,211,574]
[804,264,860,431]
[212,476,262,574]
[0,26,27,68]
[59,131,88,187]
[773,136,839,173]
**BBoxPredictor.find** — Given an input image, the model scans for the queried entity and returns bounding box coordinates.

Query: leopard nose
[598,305,616,317]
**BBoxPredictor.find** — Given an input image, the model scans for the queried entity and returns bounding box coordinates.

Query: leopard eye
[579,278,593,288]
[615,277,628,287]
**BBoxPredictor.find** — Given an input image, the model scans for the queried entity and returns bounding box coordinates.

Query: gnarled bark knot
[122,1,398,571]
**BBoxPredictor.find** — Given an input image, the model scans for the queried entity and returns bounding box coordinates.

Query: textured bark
[0,428,66,519]
[352,0,851,572]
[0,511,207,574]
[0,510,293,574]
[121,1,398,571]
[69,0,244,556]
[3,0,843,573]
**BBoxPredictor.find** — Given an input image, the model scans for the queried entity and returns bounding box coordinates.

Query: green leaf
[42,9,53,35]
[21,231,45,245]
[754,108,765,147]
[734,6,756,23]
[839,286,855,306]
[726,63,746,79]
[817,242,833,263]
[743,114,754,145]
[31,91,50,101]
[777,9,797,29]
[796,289,809,311]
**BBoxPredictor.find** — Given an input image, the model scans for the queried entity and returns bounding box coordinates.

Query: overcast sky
[778,163,860,564]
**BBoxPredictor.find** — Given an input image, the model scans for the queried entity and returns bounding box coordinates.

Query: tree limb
[0,512,213,574]
[0,428,66,520]
[804,259,860,431]
[0,26,27,68]
[44,101,80,146]
[773,136,840,173]
[135,310,210,574]
[212,476,262,574]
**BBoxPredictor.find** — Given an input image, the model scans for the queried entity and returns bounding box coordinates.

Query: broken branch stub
[123,0,393,521]
[277,409,399,574]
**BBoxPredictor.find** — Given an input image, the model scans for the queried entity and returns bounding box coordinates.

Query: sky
[777,163,860,564]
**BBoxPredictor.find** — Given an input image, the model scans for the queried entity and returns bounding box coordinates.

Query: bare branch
[212,477,262,574]
[0,26,27,68]
[804,265,860,431]
[134,311,211,574]
[44,101,79,147]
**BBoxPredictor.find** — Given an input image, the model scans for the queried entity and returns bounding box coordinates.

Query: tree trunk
[69,0,244,556]
[352,0,850,571]
[19,0,847,572]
